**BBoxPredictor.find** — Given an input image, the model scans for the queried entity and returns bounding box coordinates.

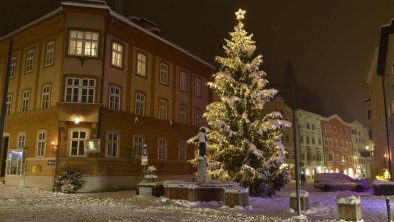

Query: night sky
[1,0,394,126]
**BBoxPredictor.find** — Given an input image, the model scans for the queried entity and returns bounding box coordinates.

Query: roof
[0,1,215,70]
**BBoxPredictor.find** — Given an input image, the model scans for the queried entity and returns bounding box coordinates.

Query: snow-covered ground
[0,180,391,222]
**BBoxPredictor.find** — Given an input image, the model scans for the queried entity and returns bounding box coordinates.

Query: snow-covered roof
[0,1,215,70]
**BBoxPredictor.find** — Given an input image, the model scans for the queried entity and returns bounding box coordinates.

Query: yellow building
[0,1,214,191]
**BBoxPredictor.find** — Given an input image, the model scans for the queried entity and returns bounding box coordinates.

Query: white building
[350,121,371,178]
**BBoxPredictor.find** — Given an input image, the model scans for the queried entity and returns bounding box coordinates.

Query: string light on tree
[200,8,291,197]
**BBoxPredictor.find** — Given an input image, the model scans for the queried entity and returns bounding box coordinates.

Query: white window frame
[135,92,145,115]
[111,42,123,68]
[194,77,201,96]
[44,41,55,66]
[10,57,16,78]
[178,140,186,161]
[159,99,168,120]
[17,132,26,149]
[6,94,12,115]
[159,62,169,85]
[25,50,35,73]
[136,52,147,77]
[158,138,167,160]
[109,85,121,110]
[65,77,96,103]
[68,30,99,57]
[132,135,144,158]
[179,71,187,92]
[41,85,51,109]
[21,90,30,113]
[36,130,47,157]
[194,108,202,127]
[106,131,119,158]
[69,129,88,157]
[179,104,187,124]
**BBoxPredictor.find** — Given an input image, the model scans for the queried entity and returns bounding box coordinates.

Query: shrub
[53,168,86,193]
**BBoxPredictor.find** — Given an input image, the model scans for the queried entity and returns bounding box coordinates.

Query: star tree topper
[235,9,246,21]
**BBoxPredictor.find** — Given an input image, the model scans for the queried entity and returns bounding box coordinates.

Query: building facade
[0,1,215,191]
[366,19,394,179]
[321,115,355,176]
[350,121,371,178]
[296,109,324,179]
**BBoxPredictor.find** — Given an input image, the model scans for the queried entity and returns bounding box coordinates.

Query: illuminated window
[68,30,99,57]
[69,130,87,156]
[137,52,147,77]
[45,41,55,66]
[21,90,30,113]
[37,130,47,157]
[65,77,96,103]
[111,42,123,68]
[159,99,168,120]
[106,132,119,158]
[25,50,35,73]
[133,135,144,158]
[158,138,167,160]
[109,86,121,110]
[41,85,51,108]
[159,62,168,85]
[10,57,16,78]
[6,95,12,115]
[17,132,26,149]
[135,92,145,115]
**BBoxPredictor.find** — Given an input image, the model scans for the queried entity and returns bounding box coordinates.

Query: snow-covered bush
[53,168,86,193]
[145,165,158,182]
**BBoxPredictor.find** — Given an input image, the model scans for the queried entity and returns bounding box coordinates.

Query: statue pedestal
[196,157,206,185]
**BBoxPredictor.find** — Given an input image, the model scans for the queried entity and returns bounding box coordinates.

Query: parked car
[313,173,370,192]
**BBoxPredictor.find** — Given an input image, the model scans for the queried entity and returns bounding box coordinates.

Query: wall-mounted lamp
[74,115,80,124]
[51,141,58,154]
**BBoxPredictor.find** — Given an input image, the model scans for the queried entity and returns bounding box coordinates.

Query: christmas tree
[204,9,291,197]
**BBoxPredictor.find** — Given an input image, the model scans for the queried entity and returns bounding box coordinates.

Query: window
[21,90,30,113]
[306,123,310,129]
[69,130,87,156]
[367,110,371,120]
[194,109,202,127]
[159,99,168,120]
[17,132,26,148]
[194,77,201,96]
[10,57,16,78]
[133,135,144,158]
[44,41,55,66]
[6,95,12,115]
[158,138,167,160]
[111,42,123,68]
[68,30,99,57]
[41,85,51,109]
[178,140,186,161]
[137,52,147,77]
[327,153,334,162]
[179,104,187,124]
[106,132,119,158]
[109,86,121,110]
[312,124,315,130]
[369,130,373,139]
[65,77,96,103]
[179,71,187,92]
[37,130,47,157]
[159,62,169,85]
[25,50,35,73]
[341,155,346,163]
[135,92,145,115]
[300,135,304,143]
[312,137,315,145]
[306,136,310,144]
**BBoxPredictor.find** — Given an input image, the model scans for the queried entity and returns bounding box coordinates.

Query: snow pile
[372,180,394,186]
[336,195,361,205]
[289,189,309,198]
